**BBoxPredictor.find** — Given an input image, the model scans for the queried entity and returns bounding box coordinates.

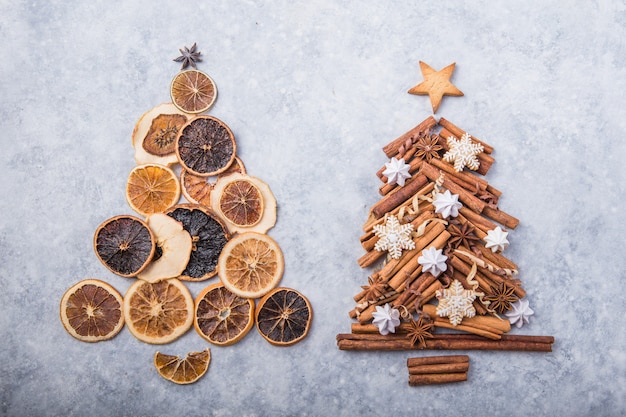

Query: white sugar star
[505,299,534,328]
[417,246,448,277]
[373,215,415,259]
[372,303,401,335]
[436,279,477,326]
[484,226,509,252]
[433,190,462,218]
[443,133,484,172]
[383,157,411,187]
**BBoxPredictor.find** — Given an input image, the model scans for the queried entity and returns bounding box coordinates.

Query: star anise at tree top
[361,275,387,302]
[447,221,480,251]
[414,133,443,162]
[174,43,202,69]
[483,282,518,314]
[406,315,434,347]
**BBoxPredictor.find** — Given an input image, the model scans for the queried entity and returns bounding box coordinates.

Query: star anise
[406,315,434,347]
[361,275,387,302]
[483,282,518,314]
[447,221,480,251]
[414,133,443,162]
[174,43,202,69]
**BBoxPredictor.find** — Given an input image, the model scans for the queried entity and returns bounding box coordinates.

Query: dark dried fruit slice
[60,279,124,342]
[194,283,254,346]
[170,69,217,114]
[154,349,211,385]
[175,116,236,177]
[132,103,189,166]
[124,278,194,344]
[256,287,313,346]
[180,156,246,207]
[93,215,155,277]
[166,204,230,281]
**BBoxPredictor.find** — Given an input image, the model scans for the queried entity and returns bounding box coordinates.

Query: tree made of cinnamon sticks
[336,117,554,385]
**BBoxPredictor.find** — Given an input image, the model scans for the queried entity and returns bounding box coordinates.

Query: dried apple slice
[137,214,193,283]
[211,173,276,234]
[180,156,246,207]
[132,103,190,166]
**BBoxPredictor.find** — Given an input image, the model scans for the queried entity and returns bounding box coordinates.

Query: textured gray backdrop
[1,1,625,416]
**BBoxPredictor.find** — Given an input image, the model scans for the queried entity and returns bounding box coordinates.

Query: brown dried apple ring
[180,156,246,207]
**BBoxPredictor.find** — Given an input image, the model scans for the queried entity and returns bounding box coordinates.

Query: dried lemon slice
[137,214,193,283]
[180,156,246,207]
[132,103,190,166]
[126,163,181,216]
[154,348,211,385]
[166,204,230,281]
[170,69,217,114]
[211,173,277,234]
[256,287,313,346]
[175,116,236,177]
[94,215,155,277]
[124,278,194,344]
[217,232,284,299]
[60,279,124,342]
[194,283,254,346]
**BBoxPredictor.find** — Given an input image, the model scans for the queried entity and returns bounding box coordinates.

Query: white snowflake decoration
[484,226,510,252]
[417,246,448,277]
[433,190,463,218]
[373,215,415,259]
[383,157,412,187]
[443,133,484,172]
[436,279,477,326]
[371,303,401,335]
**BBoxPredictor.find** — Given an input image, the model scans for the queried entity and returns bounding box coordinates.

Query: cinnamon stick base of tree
[407,355,470,385]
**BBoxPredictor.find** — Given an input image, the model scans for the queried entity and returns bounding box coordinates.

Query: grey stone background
[1,1,625,416]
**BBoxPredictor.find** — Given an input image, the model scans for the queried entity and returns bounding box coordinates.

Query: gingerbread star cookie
[408,61,463,113]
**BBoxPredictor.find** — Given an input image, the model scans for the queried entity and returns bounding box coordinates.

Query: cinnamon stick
[408,362,469,375]
[422,304,510,334]
[382,117,438,157]
[482,206,520,229]
[409,372,467,386]
[371,174,428,219]
[420,162,486,213]
[438,117,494,154]
[407,355,469,367]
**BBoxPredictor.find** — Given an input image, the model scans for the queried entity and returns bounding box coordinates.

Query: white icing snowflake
[418,246,448,277]
[436,279,477,326]
[443,133,484,172]
[505,299,534,328]
[372,303,401,335]
[433,190,463,218]
[484,226,509,252]
[373,215,415,259]
[383,157,411,187]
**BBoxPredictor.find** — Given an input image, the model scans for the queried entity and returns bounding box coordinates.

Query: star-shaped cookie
[408,61,463,113]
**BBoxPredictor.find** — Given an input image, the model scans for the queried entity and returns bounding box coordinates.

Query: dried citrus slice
[94,215,155,277]
[170,69,217,114]
[175,116,236,177]
[124,278,194,344]
[166,204,230,281]
[217,232,284,299]
[132,103,190,166]
[256,287,313,346]
[60,279,124,342]
[137,214,193,283]
[126,163,181,216]
[211,173,276,234]
[154,348,211,385]
[194,283,254,346]
[180,156,246,207]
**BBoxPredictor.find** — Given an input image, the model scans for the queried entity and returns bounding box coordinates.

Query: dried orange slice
[180,156,246,207]
[211,173,276,234]
[154,348,211,385]
[175,116,236,177]
[94,215,155,277]
[217,232,284,299]
[60,279,124,342]
[194,283,254,346]
[256,287,312,346]
[124,278,194,344]
[170,69,217,114]
[166,204,230,281]
[132,103,190,166]
[126,163,181,216]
